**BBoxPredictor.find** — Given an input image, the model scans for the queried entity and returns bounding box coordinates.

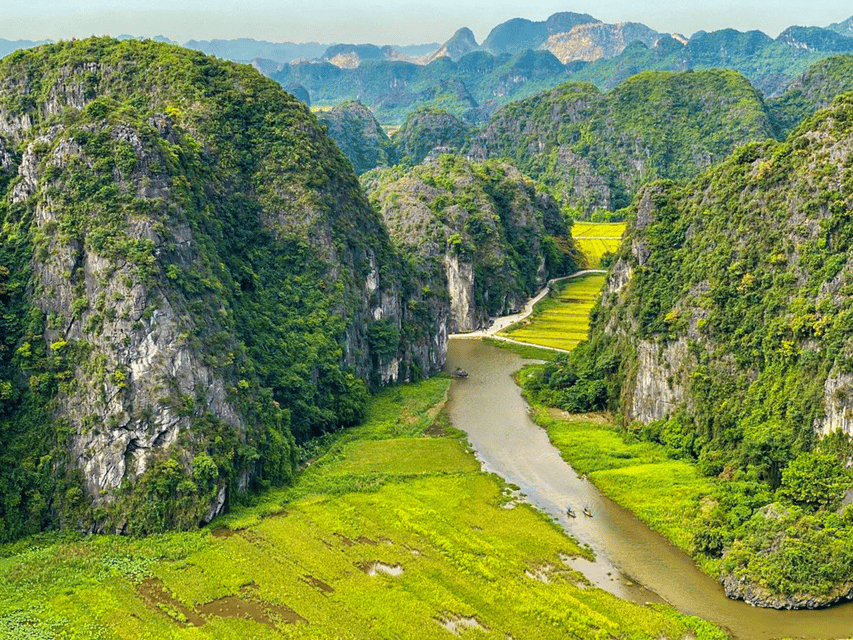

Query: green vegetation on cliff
[363,154,582,330]
[768,54,853,136]
[0,38,441,540]
[316,100,390,174]
[526,93,853,606]
[470,69,778,214]
[388,106,473,166]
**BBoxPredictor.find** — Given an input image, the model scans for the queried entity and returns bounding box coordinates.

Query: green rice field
[571,222,626,268]
[0,376,723,640]
[498,273,607,351]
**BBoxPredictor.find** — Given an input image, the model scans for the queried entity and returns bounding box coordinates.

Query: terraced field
[571,222,625,268]
[498,273,606,351]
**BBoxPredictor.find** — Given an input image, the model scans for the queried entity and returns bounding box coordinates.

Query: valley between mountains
[2,19,853,638]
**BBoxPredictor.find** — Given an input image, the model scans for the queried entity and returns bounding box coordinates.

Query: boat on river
[452,368,469,378]
[566,506,576,518]
[583,507,593,517]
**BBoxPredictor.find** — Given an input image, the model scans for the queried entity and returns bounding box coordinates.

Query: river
[444,338,853,640]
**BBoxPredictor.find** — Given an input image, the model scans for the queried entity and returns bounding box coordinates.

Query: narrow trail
[448,269,606,353]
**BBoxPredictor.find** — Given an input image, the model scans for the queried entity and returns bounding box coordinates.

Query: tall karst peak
[0,37,446,539]
[564,92,853,608]
[428,27,480,63]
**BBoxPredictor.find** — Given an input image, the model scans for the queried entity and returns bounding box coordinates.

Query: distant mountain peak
[427,27,480,63]
[546,11,601,34]
[452,26,476,40]
[482,17,549,55]
[776,25,853,53]
[827,14,853,37]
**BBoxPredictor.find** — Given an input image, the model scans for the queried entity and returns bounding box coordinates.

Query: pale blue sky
[4,0,850,44]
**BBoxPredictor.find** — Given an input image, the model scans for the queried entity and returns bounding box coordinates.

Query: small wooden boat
[566,506,576,518]
[452,367,469,378]
[583,507,593,517]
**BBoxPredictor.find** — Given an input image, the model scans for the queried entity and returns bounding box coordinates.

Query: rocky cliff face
[542,22,666,64]
[363,155,579,333]
[0,37,446,539]
[630,339,690,423]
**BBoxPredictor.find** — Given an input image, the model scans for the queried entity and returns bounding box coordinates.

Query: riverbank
[450,338,853,639]
[0,375,723,639]
[518,382,719,575]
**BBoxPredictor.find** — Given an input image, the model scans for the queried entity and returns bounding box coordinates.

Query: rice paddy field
[497,273,607,351]
[571,222,626,268]
[0,376,724,640]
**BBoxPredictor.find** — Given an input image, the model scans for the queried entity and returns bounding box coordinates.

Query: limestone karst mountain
[0,37,447,539]
[425,27,480,63]
[469,68,778,213]
[363,154,581,332]
[316,101,391,173]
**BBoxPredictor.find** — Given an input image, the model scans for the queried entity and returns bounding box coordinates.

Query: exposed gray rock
[629,338,690,423]
[815,369,853,438]
[722,573,853,609]
[444,252,478,332]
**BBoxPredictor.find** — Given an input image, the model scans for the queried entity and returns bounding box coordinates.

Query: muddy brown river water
[444,338,853,640]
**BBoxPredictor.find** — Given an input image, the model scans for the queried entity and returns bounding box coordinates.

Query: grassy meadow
[497,273,606,351]
[571,222,626,268]
[0,375,724,640]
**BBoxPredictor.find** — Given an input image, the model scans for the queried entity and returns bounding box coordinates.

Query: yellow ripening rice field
[571,222,626,268]
[498,273,606,351]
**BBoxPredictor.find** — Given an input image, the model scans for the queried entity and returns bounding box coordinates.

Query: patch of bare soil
[436,612,486,635]
[545,408,611,424]
[137,577,307,628]
[357,561,404,577]
[135,578,205,627]
[302,575,335,594]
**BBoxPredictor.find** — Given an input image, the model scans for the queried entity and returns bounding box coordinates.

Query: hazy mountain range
[2,12,853,126]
